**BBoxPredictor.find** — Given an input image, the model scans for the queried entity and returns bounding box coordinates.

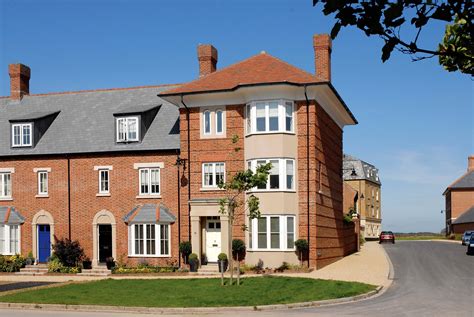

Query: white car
[461,231,474,246]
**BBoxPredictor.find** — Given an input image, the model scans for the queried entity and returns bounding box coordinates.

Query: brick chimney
[313,34,332,82]
[468,156,474,172]
[9,63,31,100]
[197,44,218,77]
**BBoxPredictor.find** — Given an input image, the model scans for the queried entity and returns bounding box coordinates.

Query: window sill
[127,254,171,258]
[96,193,111,197]
[0,197,13,201]
[35,194,49,198]
[246,190,296,194]
[247,249,296,252]
[245,131,295,137]
[136,195,162,199]
[200,187,225,192]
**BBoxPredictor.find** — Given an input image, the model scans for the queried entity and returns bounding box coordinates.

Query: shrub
[179,241,192,263]
[232,239,246,261]
[275,261,290,272]
[217,253,228,261]
[48,257,81,273]
[112,266,178,274]
[295,239,309,265]
[0,254,26,272]
[188,253,198,264]
[52,238,85,267]
[359,233,366,246]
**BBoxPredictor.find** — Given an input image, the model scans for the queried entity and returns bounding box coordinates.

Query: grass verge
[0,277,375,307]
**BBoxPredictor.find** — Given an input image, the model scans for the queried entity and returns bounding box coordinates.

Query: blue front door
[38,225,51,263]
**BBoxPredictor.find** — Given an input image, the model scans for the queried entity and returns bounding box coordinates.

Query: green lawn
[0,277,376,307]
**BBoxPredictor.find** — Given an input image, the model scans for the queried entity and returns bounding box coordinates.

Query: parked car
[467,235,474,255]
[461,231,474,246]
[379,231,395,244]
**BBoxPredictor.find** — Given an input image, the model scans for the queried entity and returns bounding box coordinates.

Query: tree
[312,0,473,75]
[218,135,271,286]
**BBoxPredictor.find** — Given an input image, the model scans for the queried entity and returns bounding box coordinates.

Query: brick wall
[450,190,474,219]
[452,222,474,234]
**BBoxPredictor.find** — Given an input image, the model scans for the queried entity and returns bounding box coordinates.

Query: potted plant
[82,257,92,270]
[25,251,35,266]
[295,239,309,266]
[179,241,192,264]
[232,239,246,285]
[188,253,199,272]
[217,253,228,273]
[105,256,115,270]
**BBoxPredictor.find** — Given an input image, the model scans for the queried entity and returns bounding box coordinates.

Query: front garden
[0,277,376,307]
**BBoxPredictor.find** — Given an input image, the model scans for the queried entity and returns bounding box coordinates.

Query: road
[0,241,472,317]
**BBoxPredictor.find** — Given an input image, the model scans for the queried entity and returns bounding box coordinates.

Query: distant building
[443,156,474,234]
[343,154,382,239]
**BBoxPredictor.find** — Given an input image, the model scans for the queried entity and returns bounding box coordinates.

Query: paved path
[1,241,471,316]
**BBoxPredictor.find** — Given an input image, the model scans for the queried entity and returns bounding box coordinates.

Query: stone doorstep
[17,265,49,275]
[0,286,383,313]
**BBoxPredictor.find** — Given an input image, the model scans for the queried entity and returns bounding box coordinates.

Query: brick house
[443,156,474,234]
[0,34,357,269]
[342,154,382,239]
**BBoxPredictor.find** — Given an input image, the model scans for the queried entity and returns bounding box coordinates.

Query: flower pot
[82,260,92,270]
[106,261,115,270]
[217,260,228,273]
[189,261,198,272]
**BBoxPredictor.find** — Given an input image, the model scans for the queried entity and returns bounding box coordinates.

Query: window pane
[146,225,156,255]
[140,169,149,194]
[10,225,18,254]
[100,170,109,193]
[246,104,252,133]
[248,219,252,249]
[128,118,137,140]
[269,160,279,189]
[215,163,224,185]
[203,164,213,187]
[23,125,31,145]
[216,111,223,134]
[256,103,266,132]
[270,217,280,249]
[204,111,211,134]
[39,172,48,194]
[287,217,295,248]
[286,160,294,190]
[1,174,11,198]
[150,169,160,194]
[13,125,21,146]
[269,102,279,131]
[160,225,169,255]
[135,225,144,255]
[256,160,267,189]
[257,218,267,249]
[118,119,126,141]
[285,102,293,131]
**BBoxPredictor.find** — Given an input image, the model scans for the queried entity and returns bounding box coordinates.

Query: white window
[248,158,295,191]
[116,117,139,142]
[12,123,32,147]
[0,173,12,199]
[139,168,160,195]
[249,215,295,251]
[99,170,110,194]
[129,224,170,256]
[216,110,223,134]
[203,110,211,135]
[37,171,48,195]
[0,224,20,255]
[246,100,294,134]
[202,162,225,188]
[376,190,379,201]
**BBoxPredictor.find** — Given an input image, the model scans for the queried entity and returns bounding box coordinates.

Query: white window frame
[248,215,295,251]
[247,158,295,192]
[246,100,294,135]
[98,169,110,194]
[11,123,33,147]
[116,116,139,142]
[202,162,226,188]
[37,171,48,195]
[138,168,161,196]
[128,223,171,257]
[0,224,21,255]
[0,173,12,199]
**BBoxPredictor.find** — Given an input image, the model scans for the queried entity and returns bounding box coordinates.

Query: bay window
[249,215,295,250]
[129,224,170,256]
[0,173,12,199]
[202,162,225,188]
[248,158,295,191]
[246,100,294,134]
[0,224,20,255]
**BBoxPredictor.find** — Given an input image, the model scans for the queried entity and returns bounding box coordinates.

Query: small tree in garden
[179,241,192,265]
[295,239,309,267]
[218,135,271,286]
[52,238,84,267]
[232,239,246,286]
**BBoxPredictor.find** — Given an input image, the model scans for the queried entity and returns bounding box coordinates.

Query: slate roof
[343,154,381,185]
[123,203,176,224]
[160,52,322,96]
[445,170,474,192]
[0,207,25,225]
[0,85,180,157]
[453,206,474,224]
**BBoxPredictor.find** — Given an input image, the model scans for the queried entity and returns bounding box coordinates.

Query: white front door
[205,217,221,262]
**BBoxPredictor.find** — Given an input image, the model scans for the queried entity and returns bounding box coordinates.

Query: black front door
[98,225,112,263]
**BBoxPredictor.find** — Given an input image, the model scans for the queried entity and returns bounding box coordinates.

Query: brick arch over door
[31,210,55,262]
[92,210,117,267]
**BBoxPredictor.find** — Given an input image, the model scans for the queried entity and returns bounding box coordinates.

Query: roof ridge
[262,53,319,80]
[0,83,182,99]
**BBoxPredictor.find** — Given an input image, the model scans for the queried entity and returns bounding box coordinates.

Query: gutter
[180,95,192,240]
[66,155,71,240]
[304,85,311,253]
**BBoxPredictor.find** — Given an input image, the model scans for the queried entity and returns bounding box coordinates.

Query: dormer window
[116,117,139,142]
[11,123,32,147]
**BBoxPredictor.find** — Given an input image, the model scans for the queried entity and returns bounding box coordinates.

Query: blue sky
[1,0,472,232]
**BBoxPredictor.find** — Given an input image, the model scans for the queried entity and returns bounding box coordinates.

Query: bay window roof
[123,203,176,224]
[0,206,25,225]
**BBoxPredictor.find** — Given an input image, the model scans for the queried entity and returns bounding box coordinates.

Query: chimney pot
[9,63,31,100]
[313,34,332,81]
[468,156,474,172]
[197,44,218,78]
